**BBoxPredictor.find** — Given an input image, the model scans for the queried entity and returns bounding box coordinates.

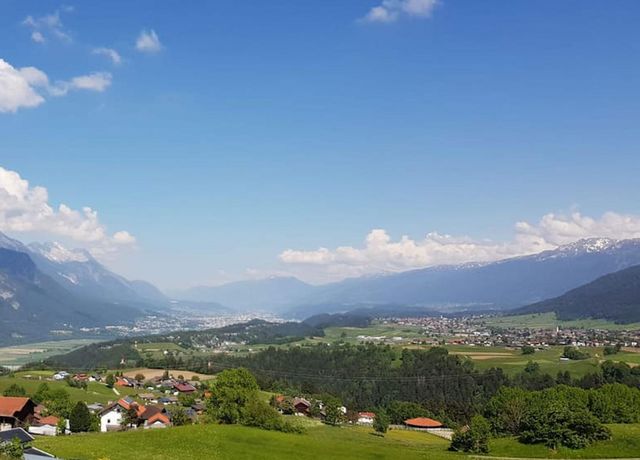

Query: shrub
[450,415,491,453]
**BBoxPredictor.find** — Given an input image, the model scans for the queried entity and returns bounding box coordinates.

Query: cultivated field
[122,367,214,381]
[0,339,98,368]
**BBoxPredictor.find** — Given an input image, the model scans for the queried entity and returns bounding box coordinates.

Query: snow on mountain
[28,241,91,263]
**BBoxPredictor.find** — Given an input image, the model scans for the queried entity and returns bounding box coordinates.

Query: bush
[563,346,590,361]
[373,409,390,435]
[521,345,536,355]
[450,415,491,453]
[2,384,26,397]
[242,399,302,433]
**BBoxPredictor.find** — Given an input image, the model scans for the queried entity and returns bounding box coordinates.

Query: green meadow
[0,339,98,368]
[481,312,640,331]
[0,372,138,404]
[34,423,640,460]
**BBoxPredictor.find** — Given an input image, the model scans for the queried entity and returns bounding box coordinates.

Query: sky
[1,0,640,289]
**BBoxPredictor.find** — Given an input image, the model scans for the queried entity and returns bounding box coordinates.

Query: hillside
[515,264,640,323]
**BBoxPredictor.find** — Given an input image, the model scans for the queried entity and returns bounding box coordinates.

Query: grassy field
[0,373,139,404]
[487,424,640,458]
[0,339,99,368]
[481,313,640,331]
[35,424,460,460]
[34,423,640,460]
[122,367,214,381]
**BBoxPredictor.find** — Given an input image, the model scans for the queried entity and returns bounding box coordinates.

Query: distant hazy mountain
[0,246,142,344]
[27,241,169,307]
[514,264,640,323]
[0,232,168,344]
[171,276,314,311]
[286,238,640,317]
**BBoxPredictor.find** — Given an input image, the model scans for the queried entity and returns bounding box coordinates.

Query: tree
[2,384,26,397]
[121,406,140,430]
[33,382,51,404]
[485,386,530,435]
[373,409,390,435]
[105,373,116,388]
[521,345,535,355]
[170,406,191,426]
[450,415,491,454]
[206,368,259,424]
[69,402,92,433]
[323,396,345,426]
[386,401,429,425]
[134,373,145,383]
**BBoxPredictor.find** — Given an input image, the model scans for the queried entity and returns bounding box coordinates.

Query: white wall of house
[100,408,123,432]
[28,424,57,436]
[357,416,374,425]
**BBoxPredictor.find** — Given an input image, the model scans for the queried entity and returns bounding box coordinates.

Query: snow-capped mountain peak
[27,241,92,263]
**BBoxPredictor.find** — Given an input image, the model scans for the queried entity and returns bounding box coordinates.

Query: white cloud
[0,57,112,113]
[0,166,135,258]
[92,47,122,65]
[22,8,73,43]
[0,59,46,113]
[361,0,439,23]
[31,31,45,43]
[136,29,162,53]
[279,211,640,281]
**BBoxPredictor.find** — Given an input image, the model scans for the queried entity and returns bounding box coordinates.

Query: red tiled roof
[404,417,443,428]
[0,397,31,417]
[34,415,59,426]
[358,412,376,418]
[147,412,170,425]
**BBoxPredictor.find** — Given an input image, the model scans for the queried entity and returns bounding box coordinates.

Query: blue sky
[1,0,640,288]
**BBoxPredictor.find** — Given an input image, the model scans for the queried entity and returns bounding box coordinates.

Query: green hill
[514,265,640,323]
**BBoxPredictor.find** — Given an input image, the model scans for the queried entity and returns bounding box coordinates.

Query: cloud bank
[0,166,135,258]
[361,0,439,23]
[279,211,640,280]
[0,58,111,113]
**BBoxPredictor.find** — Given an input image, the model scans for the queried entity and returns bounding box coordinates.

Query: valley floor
[33,423,640,460]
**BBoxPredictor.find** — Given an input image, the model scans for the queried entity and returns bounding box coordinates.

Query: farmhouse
[0,397,36,431]
[0,427,58,459]
[293,397,311,415]
[357,412,376,425]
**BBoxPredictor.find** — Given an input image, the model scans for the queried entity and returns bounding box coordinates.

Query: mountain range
[0,232,168,344]
[175,238,640,318]
[3,232,640,344]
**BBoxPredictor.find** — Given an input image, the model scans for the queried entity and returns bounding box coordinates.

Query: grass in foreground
[34,423,640,460]
[35,424,458,460]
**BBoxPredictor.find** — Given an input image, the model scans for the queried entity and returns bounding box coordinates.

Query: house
[0,397,36,431]
[139,405,171,429]
[139,393,157,403]
[87,403,104,413]
[0,428,58,459]
[98,397,138,432]
[115,377,134,387]
[28,415,60,436]
[99,398,171,432]
[357,412,376,425]
[174,382,196,393]
[52,371,69,381]
[293,397,311,415]
[404,417,444,430]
